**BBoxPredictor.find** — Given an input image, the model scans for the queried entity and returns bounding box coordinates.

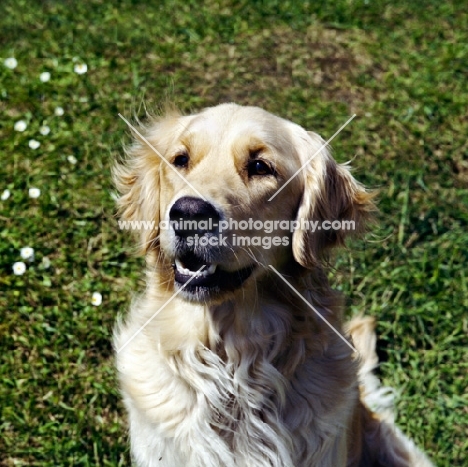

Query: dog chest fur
[116,290,359,467]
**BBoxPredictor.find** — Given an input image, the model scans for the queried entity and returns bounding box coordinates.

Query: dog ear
[113,118,170,254]
[292,131,375,269]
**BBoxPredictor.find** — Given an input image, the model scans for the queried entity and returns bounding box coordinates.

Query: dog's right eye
[247,160,274,177]
[173,153,189,168]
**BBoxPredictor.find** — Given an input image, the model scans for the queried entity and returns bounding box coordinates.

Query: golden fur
[113,103,433,466]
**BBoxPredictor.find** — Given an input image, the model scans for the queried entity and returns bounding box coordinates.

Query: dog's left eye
[248,160,274,177]
[173,153,189,168]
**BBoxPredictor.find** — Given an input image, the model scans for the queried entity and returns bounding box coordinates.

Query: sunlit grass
[1,0,466,465]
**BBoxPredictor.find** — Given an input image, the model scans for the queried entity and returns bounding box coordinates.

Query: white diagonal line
[118,113,207,201]
[268,265,357,353]
[116,265,206,354]
[268,114,356,202]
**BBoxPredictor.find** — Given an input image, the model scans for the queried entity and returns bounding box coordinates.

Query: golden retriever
[113,103,433,466]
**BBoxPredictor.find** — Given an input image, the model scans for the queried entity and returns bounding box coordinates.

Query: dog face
[114,103,373,302]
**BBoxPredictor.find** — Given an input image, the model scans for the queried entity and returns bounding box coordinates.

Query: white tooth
[206,264,217,275]
[195,267,207,277]
[175,260,217,277]
[175,258,194,276]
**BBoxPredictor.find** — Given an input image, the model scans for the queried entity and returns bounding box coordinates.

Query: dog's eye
[173,153,189,168]
[248,160,274,177]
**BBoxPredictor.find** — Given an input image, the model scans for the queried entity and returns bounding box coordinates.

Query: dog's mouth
[172,251,255,298]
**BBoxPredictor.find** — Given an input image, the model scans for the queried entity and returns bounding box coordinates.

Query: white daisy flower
[40,71,51,82]
[74,63,88,74]
[91,292,102,306]
[4,57,18,69]
[13,261,26,275]
[29,187,41,198]
[1,189,11,200]
[42,256,51,269]
[14,120,27,132]
[29,139,40,150]
[67,155,77,164]
[39,125,50,136]
[20,247,35,262]
[54,106,64,116]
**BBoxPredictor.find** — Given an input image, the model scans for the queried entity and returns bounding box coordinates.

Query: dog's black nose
[169,197,220,238]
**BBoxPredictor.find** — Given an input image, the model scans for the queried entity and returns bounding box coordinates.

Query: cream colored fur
[113,103,434,466]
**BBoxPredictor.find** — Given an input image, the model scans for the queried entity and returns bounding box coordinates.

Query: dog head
[114,103,374,302]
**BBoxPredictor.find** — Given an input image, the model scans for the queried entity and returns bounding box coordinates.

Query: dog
[113,103,434,466]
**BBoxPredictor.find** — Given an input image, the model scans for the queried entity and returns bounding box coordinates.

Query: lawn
[0,0,466,465]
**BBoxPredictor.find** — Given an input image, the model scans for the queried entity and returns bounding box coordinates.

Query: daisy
[54,106,64,116]
[14,120,27,132]
[29,139,40,149]
[13,261,26,275]
[40,71,51,82]
[20,247,35,262]
[4,57,18,69]
[74,63,88,74]
[39,125,50,136]
[67,155,77,164]
[1,189,11,200]
[29,187,41,199]
[91,292,102,306]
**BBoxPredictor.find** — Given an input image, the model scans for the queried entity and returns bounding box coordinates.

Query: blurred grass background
[0,0,467,465]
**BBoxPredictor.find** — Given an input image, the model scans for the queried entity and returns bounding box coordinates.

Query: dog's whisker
[244,247,268,270]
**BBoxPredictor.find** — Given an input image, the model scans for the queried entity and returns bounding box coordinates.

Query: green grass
[1,0,467,465]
